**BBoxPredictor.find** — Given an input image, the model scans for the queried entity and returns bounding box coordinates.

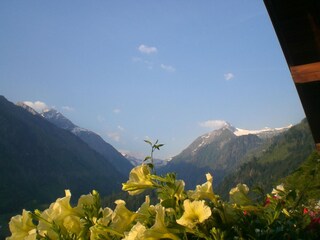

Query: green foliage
[284,151,320,200]
[6,141,320,239]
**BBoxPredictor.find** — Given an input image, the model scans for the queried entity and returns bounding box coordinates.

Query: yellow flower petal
[122,165,154,195]
[176,200,211,229]
[187,173,217,202]
[111,200,137,232]
[122,222,146,240]
[7,210,36,240]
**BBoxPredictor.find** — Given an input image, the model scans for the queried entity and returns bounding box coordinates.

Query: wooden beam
[316,143,320,153]
[290,62,320,83]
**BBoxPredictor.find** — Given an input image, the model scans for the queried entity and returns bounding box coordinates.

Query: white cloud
[113,108,121,114]
[161,64,176,72]
[224,72,234,81]
[138,44,158,54]
[107,132,121,142]
[23,101,49,113]
[199,120,228,130]
[118,125,125,131]
[61,106,74,112]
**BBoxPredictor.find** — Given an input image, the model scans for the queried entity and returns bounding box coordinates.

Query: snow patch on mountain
[191,122,292,154]
[234,125,293,138]
[71,126,91,134]
[192,130,222,153]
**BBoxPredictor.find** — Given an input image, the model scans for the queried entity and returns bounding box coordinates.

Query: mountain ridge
[160,119,310,190]
[0,96,125,215]
[33,107,134,176]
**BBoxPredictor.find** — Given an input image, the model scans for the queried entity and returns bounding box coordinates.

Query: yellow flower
[74,192,95,215]
[122,222,146,240]
[122,165,154,195]
[63,215,82,234]
[136,196,156,224]
[144,205,180,240]
[271,184,285,198]
[187,173,216,202]
[98,207,113,226]
[37,190,75,238]
[176,200,212,229]
[111,200,137,233]
[89,207,115,239]
[7,210,36,240]
[90,224,109,240]
[229,184,251,205]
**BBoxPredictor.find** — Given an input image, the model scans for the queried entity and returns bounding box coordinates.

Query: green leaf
[155,143,164,150]
[161,199,176,208]
[144,156,152,161]
[147,163,154,170]
[144,140,152,146]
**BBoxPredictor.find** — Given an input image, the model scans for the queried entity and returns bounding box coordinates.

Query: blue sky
[0,1,305,159]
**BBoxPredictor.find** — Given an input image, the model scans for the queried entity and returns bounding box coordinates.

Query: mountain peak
[41,108,77,131]
[220,121,236,132]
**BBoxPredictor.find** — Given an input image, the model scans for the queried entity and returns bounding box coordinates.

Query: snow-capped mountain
[39,108,133,176]
[41,109,87,132]
[122,153,168,167]
[190,122,292,155]
[161,121,293,189]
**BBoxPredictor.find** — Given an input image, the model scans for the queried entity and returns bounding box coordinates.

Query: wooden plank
[290,62,320,83]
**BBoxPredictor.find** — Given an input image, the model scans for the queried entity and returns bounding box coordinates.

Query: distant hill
[38,108,133,176]
[216,119,315,199]
[0,96,125,215]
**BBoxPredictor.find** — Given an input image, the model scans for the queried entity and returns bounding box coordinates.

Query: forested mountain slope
[0,96,125,215]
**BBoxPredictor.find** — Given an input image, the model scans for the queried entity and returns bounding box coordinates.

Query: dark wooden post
[264,0,320,151]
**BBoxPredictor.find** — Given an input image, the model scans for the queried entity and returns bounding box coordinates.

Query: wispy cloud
[107,132,121,142]
[199,120,228,130]
[118,125,125,131]
[224,72,234,81]
[61,106,74,112]
[23,101,49,113]
[161,64,176,73]
[138,44,158,54]
[113,108,121,114]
